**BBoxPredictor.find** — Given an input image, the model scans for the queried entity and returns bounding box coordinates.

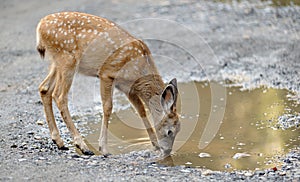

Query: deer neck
[133,74,165,124]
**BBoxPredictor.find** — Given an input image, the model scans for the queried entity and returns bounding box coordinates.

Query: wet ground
[1,0,300,181]
[82,82,300,171]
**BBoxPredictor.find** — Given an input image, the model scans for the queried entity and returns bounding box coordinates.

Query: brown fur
[36,12,180,156]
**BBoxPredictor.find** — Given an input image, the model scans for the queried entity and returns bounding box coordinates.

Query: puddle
[81,81,300,171]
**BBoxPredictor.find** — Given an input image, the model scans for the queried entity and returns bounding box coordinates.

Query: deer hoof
[58,146,69,150]
[52,139,69,150]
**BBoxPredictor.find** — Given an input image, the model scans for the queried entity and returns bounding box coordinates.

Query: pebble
[10,144,18,148]
[255,170,265,176]
[18,158,27,162]
[34,135,42,140]
[81,155,91,159]
[199,152,211,158]
[136,156,145,161]
[180,169,191,173]
[244,172,253,177]
[224,163,232,169]
[232,152,251,159]
[279,171,286,176]
[36,120,44,125]
[39,157,46,160]
[202,169,213,176]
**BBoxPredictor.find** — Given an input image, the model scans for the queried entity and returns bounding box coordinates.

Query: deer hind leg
[128,91,160,150]
[39,64,68,150]
[99,77,114,156]
[52,58,94,155]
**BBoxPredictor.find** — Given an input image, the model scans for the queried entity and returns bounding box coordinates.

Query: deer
[36,12,180,157]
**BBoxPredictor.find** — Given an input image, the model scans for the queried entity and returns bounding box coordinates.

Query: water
[81,82,300,171]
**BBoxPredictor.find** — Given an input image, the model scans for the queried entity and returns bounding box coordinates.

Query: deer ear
[161,78,178,113]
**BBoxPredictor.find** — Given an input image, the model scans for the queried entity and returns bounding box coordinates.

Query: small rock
[34,135,42,140]
[27,131,35,135]
[39,157,46,160]
[81,155,91,159]
[255,170,265,176]
[136,156,145,161]
[232,152,251,159]
[202,169,213,176]
[271,167,278,172]
[180,169,191,173]
[199,152,211,158]
[18,158,27,162]
[243,34,250,40]
[279,171,286,176]
[284,158,292,163]
[224,163,232,169]
[11,144,18,148]
[244,172,253,177]
[36,120,44,125]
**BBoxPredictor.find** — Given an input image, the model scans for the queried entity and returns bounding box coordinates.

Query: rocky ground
[0,0,300,181]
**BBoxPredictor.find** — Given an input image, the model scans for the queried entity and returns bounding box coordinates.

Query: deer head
[155,78,180,156]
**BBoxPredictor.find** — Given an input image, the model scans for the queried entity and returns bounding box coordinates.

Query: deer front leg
[128,92,160,150]
[99,77,114,156]
[52,65,94,155]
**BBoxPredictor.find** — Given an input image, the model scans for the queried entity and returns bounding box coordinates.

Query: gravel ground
[0,0,300,181]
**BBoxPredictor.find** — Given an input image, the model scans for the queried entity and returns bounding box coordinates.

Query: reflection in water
[83,82,300,171]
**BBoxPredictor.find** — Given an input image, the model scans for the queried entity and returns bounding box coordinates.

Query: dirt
[0,0,300,181]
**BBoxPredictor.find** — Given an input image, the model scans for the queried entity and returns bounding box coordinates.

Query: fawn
[36,12,180,156]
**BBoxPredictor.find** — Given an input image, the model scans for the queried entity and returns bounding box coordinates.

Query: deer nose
[167,130,173,137]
